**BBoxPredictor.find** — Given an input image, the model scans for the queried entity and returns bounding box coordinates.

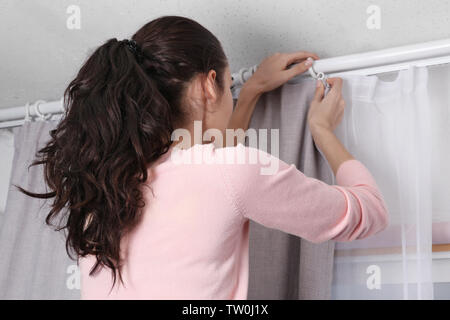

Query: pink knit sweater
[79,143,389,299]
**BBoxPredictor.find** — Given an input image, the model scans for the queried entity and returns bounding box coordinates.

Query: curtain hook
[308,64,331,94]
[33,100,52,121]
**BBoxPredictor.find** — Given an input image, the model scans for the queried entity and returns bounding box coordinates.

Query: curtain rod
[231,38,450,97]
[1,38,450,129]
[0,99,65,129]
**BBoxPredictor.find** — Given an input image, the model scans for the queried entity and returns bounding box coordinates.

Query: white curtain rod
[231,38,450,95]
[0,99,65,129]
[1,38,450,129]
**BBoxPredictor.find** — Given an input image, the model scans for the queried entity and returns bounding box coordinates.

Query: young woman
[17,15,389,299]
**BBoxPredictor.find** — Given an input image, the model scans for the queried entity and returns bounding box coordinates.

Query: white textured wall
[0,0,449,109]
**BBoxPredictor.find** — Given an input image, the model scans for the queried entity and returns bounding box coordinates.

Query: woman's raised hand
[307,77,346,135]
[246,51,319,95]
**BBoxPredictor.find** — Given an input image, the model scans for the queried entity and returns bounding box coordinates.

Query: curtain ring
[231,65,258,89]
[237,67,247,86]
[24,102,32,122]
[33,100,52,121]
[308,64,330,92]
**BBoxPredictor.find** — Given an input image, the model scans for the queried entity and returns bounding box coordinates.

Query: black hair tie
[123,39,144,63]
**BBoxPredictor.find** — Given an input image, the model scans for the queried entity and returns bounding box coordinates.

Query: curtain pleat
[242,79,335,299]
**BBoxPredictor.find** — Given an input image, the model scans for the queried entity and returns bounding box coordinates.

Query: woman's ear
[203,70,219,111]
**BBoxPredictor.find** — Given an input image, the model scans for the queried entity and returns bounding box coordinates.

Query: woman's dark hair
[14,15,228,290]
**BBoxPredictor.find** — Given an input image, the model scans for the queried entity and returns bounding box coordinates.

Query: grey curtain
[0,120,80,299]
[239,79,335,299]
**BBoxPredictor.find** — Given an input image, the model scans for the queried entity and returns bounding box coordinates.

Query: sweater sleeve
[218,145,389,243]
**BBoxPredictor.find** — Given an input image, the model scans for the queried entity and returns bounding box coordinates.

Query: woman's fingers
[326,77,343,100]
[279,51,319,82]
[282,56,316,81]
[249,50,320,93]
[326,77,343,91]
[284,51,319,66]
[313,80,325,101]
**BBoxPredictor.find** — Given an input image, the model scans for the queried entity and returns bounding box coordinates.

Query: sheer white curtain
[331,65,450,299]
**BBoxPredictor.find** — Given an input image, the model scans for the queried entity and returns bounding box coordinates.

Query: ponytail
[15,15,228,291]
